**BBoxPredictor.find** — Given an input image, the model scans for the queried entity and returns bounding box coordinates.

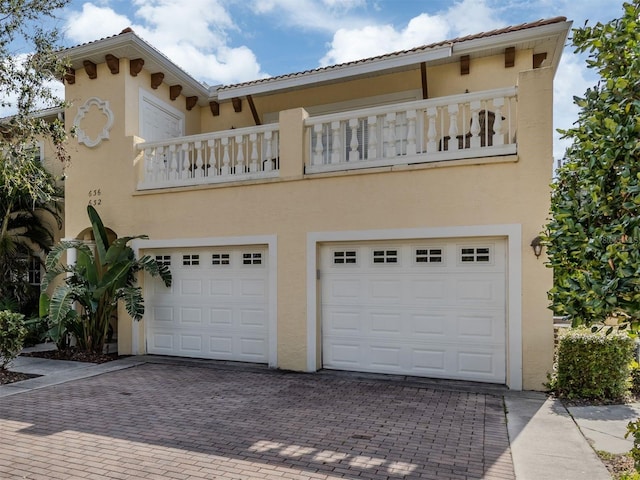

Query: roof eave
[217,19,572,100]
[60,32,212,101]
[217,44,453,100]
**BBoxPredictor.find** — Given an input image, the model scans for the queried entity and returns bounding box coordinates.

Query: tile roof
[217,16,568,92]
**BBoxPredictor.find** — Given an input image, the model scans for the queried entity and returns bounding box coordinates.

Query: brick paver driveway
[0,363,514,480]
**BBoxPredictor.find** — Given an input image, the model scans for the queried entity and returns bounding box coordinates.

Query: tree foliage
[41,206,172,353]
[0,163,62,311]
[0,0,71,204]
[546,1,640,326]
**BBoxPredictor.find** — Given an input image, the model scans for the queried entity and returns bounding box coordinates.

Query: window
[212,253,230,265]
[182,254,200,266]
[460,247,491,263]
[28,142,44,164]
[27,256,42,286]
[333,251,357,265]
[242,252,262,265]
[155,255,171,266]
[416,248,443,263]
[373,249,398,264]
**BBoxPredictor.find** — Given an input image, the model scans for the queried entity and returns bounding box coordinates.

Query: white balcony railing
[137,124,280,190]
[305,87,517,174]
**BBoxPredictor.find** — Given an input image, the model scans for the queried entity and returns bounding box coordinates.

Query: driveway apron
[0,363,514,479]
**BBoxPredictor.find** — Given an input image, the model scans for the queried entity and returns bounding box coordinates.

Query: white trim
[74,97,114,148]
[139,88,185,141]
[306,224,523,390]
[132,235,278,367]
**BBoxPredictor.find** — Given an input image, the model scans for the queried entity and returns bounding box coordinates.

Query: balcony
[136,87,517,191]
[137,124,280,190]
[305,87,517,174]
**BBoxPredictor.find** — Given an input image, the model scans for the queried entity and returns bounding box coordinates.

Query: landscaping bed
[0,347,123,386]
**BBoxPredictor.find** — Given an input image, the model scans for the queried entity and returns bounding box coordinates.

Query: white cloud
[319,0,504,66]
[249,0,370,33]
[64,1,266,85]
[65,3,131,42]
[320,13,450,65]
[443,0,505,37]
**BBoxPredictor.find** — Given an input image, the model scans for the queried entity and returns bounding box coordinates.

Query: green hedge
[549,328,635,401]
[0,310,26,370]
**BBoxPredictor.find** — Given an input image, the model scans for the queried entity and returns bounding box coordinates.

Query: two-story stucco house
[59,17,571,390]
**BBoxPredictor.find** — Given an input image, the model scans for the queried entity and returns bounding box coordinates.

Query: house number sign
[88,189,102,206]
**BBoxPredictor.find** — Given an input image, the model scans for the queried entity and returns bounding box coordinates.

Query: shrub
[23,316,49,347]
[0,310,27,369]
[627,420,640,472]
[630,361,640,398]
[548,328,635,401]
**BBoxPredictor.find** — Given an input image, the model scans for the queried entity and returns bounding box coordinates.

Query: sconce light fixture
[530,236,543,258]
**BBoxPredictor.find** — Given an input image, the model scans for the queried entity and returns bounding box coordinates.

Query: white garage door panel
[321,240,506,383]
[145,247,269,363]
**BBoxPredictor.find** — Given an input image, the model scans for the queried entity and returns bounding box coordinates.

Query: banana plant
[40,205,171,353]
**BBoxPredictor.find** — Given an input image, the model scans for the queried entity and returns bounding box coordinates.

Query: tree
[41,206,172,354]
[546,1,640,327]
[0,0,71,201]
[0,163,62,312]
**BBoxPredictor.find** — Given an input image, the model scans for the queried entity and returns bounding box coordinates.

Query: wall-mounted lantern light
[531,236,543,259]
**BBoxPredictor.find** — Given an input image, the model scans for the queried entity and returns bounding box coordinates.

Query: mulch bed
[20,348,121,364]
[0,370,40,385]
[0,347,123,386]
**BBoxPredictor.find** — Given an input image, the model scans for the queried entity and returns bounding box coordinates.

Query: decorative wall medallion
[74,97,115,148]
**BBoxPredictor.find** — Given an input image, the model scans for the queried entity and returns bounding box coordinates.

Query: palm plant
[41,205,171,353]
[0,164,62,312]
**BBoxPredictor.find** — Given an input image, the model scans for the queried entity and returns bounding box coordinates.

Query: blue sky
[50,0,623,159]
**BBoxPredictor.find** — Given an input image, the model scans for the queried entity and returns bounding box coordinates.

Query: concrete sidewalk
[1,353,633,479]
[505,392,611,479]
[1,354,143,398]
[567,402,640,454]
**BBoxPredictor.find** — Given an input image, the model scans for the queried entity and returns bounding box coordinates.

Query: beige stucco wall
[62,51,554,390]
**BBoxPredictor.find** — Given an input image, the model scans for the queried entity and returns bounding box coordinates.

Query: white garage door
[320,239,506,383]
[145,246,269,363]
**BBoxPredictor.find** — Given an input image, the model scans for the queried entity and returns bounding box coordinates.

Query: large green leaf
[87,205,109,264]
[138,255,172,287]
[48,285,78,327]
[117,286,145,321]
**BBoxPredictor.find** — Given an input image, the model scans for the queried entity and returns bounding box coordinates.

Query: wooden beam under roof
[420,62,428,99]
[247,95,261,125]
[460,55,470,75]
[105,54,120,74]
[150,72,164,89]
[186,96,198,111]
[170,85,182,100]
[505,47,516,68]
[83,60,97,79]
[533,52,548,69]
[209,101,220,116]
[129,58,144,77]
[231,97,242,113]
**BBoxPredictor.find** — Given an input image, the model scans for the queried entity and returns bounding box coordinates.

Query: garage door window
[155,255,171,266]
[182,254,200,266]
[373,249,398,264]
[460,247,491,263]
[333,250,357,265]
[415,248,443,264]
[212,253,230,266]
[243,252,263,265]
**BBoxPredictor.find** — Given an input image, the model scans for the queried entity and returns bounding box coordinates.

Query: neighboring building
[59,17,571,390]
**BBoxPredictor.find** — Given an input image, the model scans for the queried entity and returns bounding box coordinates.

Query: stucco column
[278,108,309,179]
[517,66,555,390]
